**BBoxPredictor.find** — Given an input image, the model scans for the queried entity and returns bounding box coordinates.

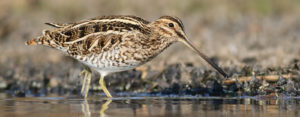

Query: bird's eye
[168,23,174,27]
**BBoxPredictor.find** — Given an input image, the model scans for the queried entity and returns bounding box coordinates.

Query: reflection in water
[81,98,112,117]
[81,99,91,117]
[0,95,300,117]
[99,99,112,117]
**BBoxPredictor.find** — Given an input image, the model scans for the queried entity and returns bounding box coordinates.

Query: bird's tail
[25,38,38,45]
[25,30,51,46]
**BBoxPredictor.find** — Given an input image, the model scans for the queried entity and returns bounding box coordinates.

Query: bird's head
[152,16,228,78]
[152,16,187,42]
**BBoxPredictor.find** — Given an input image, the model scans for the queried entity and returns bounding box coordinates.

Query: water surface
[0,94,299,117]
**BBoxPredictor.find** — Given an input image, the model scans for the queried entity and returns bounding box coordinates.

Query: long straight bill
[180,38,228,78]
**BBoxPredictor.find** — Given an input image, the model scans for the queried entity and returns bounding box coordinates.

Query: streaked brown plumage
[26,15,228,98]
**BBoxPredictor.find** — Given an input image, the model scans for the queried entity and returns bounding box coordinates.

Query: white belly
[75,53,142,76]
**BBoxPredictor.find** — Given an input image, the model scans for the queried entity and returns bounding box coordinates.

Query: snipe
[26,15,228,98]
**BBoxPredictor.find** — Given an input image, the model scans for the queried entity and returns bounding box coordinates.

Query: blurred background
[0,0,300,96]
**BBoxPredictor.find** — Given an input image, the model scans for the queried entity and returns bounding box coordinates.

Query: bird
[25,15,228,98]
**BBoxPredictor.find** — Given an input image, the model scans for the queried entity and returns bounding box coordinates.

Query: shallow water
[0,94,300,117]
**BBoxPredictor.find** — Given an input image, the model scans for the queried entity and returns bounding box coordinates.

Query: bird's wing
[66,31,124,57]
[37,16,151,56]
[61,20,150,57]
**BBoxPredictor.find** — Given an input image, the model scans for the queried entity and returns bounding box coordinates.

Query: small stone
[15,90,26,97]
[50,78,59,88]
[276,75,287,86]
[0,80,7,90]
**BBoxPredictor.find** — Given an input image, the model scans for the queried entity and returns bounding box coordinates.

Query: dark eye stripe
[175,31,185,39]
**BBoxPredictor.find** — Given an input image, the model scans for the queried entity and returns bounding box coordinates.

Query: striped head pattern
[152,16,187,42]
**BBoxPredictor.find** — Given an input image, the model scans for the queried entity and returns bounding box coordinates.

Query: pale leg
[99,75,112,98]
[80,66,92,98]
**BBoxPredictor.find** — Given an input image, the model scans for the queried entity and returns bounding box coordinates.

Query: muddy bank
[0,58,299,97]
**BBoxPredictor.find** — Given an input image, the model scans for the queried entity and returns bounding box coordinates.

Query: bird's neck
[136,32,175,62]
